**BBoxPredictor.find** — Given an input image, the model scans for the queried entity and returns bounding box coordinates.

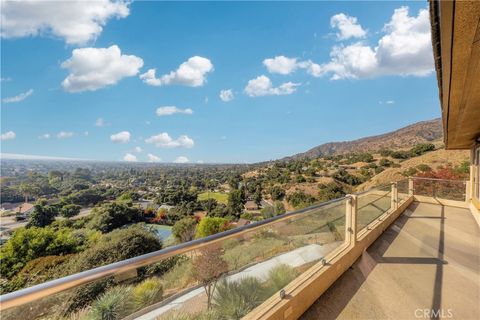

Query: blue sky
[1,1,439,163]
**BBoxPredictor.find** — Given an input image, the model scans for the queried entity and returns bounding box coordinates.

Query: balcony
[0,178,478,320]
[301,201,480,320]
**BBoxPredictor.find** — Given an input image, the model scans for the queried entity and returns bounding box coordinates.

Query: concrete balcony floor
[301,202,480,320]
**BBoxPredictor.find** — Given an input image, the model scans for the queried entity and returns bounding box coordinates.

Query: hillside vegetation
[283,118,443,160]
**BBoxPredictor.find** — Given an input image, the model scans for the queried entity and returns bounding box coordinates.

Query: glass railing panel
[397,179,409,203]
[357,184,391,230]
[413,178,466,201]
[2,198,348,320]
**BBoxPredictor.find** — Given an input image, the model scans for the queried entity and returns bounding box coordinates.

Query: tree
[286,191,317,209]
[227,189,245,216]
[270,186,285,201]
[192,246,228,309]
[88,202,143,233]
[0,227,82,279]
[195,217,231,239]
[28,203,58,228]
[273,201,285,215]
[60,204,81,218]
[318,183,345,202]
[19,183,40,203]
[172,217,197,243]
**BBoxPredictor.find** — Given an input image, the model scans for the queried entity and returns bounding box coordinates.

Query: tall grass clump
[266,264,299,294]
[86,286,134,320]
[213,277,268,319]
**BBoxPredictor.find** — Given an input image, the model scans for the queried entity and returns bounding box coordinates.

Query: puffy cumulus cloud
[110,131,131,143]
[0,0,130,45]
[39,133,50,139]
[174,156,189,164]
[123,153,137,162]
[57,131,74,139]
[330,13,367,40]
[156,106,193,117]
[145,133,194,148]
[134,146,142,153]
[147,153,161,162]
[61,45,143,92]
[1,131,16,141]
[2,89,33,103]
[316,7,433,80]
[219,89,234,102]
[244,75,300,97]
[263,56,299,75]
[140,56,213,87]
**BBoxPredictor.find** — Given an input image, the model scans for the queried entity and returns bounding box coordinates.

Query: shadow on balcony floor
[301,202,480,320]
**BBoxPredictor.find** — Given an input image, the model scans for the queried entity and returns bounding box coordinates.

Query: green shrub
[317,183,345,202]
[61,226,161,313]
[379,158,392,167]
[172,217,197,243]
[86,286,134,320]
[195,217,231,239]
[87,202,144,233]
[213,277,268,319]
[60,204,82,218]
[265,264,299,294]
[133,278,163,310]
[0,226,82,279]
[4,255,72,293]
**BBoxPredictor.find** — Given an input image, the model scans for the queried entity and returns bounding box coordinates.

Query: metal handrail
[411,177,467,183]
[0,196,351,309]
[0,179,417,310]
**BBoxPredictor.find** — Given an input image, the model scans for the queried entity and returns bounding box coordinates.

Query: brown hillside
[356,149,469,191]
[283,118,443,160]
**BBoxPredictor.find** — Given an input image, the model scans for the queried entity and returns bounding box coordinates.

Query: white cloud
[263,56,299,75]
[244,75,300,97]
[134,146,142,153]
[145,133,194,148]
[219,89,234,102]
[1,131,16,141]
[123,153,137,162]
[110,131,131,143]
[95,118,105,127]
[1,77,12,82]
[330,13,367,40]
[0,0,130,45]
[147,153,161,162]
[61,45,143,92]
[2,89,33,103]
[156,106,193,117]
[174,156,189,164]
[38,133,50,139]
[57,131,74,139]
[379,100,395,105]
[316,7,433,80]
[140,56,213,87]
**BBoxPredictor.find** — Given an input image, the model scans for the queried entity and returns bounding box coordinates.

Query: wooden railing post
[391,182,398,210]
[346,195,358,246]
[408,177,414,196]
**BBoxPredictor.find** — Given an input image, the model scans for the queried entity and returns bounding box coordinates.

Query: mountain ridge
[281,118,443,161]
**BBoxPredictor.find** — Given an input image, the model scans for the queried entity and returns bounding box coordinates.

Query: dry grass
[356,149,469,191]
